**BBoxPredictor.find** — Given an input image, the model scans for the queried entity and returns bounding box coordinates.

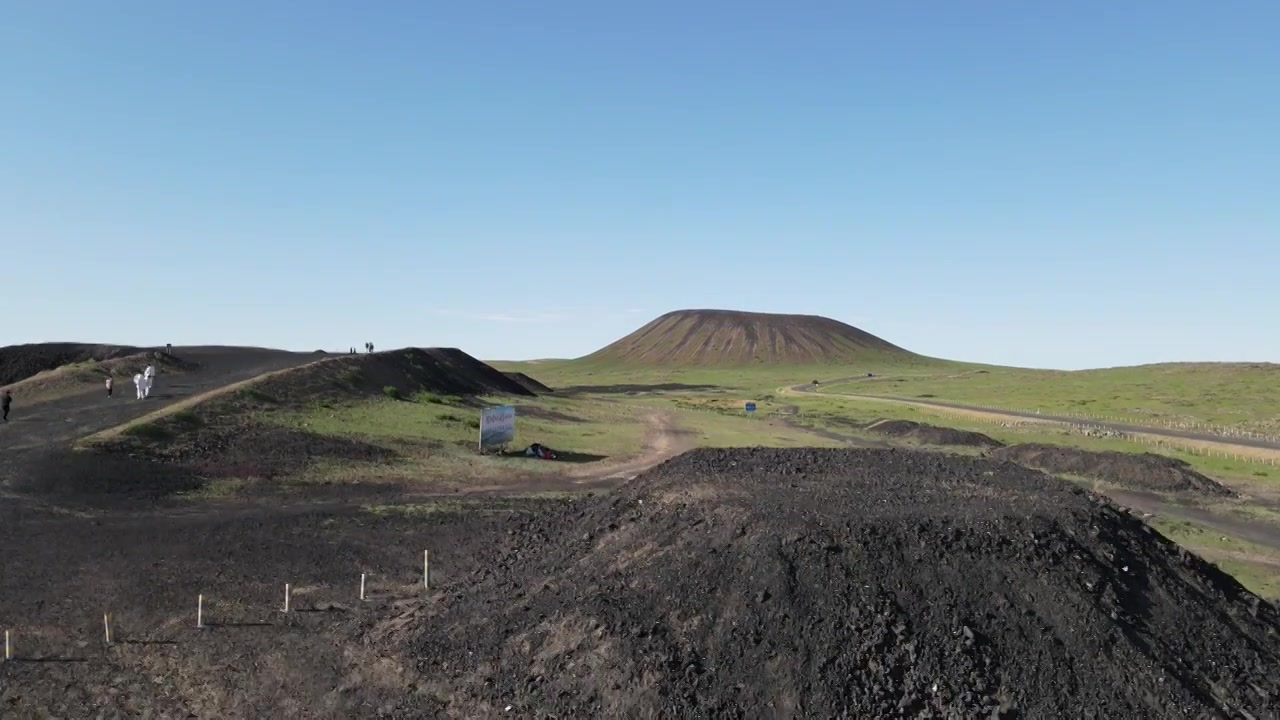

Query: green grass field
[775,391,1280,488]
[1148,516,1280,599]
[496,356,1280,438]
[261,393,654,485]
[817,362,1280,435]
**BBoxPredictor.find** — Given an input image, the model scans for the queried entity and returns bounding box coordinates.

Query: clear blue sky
[3,2,1276,370]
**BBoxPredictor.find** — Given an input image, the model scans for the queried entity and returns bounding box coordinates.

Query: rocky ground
[5,343,1279,718]
[380,447,1280,718]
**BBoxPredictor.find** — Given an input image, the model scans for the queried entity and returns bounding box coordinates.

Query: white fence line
[938,403,1280,445]
[923,408,1280,467]
[0,556,428,664]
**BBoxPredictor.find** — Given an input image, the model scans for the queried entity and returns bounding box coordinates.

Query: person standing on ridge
[106,376,113,397]
[2,389,11,421]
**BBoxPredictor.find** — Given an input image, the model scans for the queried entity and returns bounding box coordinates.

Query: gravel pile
[379,447,1280,718]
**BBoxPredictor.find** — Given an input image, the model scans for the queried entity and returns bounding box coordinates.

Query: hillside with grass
[2,350,196,402]
[577,309,917,367]
[0,342,144,386]
[65,348,549,498]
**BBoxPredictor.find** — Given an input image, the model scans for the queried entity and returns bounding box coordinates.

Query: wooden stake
[197,594,204,628]
[283,584,291,613]
[360,573,367,601]
[3,630,10,660]
[104,614,112,645]
[424,550,430,591]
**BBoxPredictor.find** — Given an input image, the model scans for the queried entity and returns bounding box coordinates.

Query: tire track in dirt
[568,410,697,482]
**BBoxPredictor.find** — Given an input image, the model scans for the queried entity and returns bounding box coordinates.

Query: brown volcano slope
[580,309,912,366]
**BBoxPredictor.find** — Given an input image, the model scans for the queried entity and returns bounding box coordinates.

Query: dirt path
[575,410,696,481]
[1104,488,1280,553]
[785,382,1280,459]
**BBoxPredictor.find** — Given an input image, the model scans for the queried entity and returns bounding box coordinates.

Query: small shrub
[465,419,480,429]
[341,368,365,387]
[383,385,402,400]
[440,413,463,423]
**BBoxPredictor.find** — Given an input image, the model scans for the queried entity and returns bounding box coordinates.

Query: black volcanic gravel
[993,442,1236,497]
[381,447,1280,718]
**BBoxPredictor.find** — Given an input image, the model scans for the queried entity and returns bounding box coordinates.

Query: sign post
[479,405,516,452]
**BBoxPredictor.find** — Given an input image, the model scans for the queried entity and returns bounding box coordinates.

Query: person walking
[106,376,113,397]
[133,373,145,400]
[2,389,11,421]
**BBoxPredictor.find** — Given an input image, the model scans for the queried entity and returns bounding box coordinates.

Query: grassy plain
[818,362,1280,434]
[1149,516,1280,599]
[497,356,1280,436]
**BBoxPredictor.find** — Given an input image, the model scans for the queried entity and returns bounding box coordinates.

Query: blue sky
[2,2,1276,369]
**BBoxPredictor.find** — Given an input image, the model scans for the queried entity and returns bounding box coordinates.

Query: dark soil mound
[993,443,1236,497]
[580,309,914,366]
[504,371,554,393]
[379,447,1280,718]
[17,426,396,507]
[252,347,534,403]
[868,418,1005,449]
[0,342,142,386]
[11,448,205,504]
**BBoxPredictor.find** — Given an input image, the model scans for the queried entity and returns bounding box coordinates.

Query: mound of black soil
[126,422,397,479]
[20,425,397,507]
[504,371,554,393]
[868,418,1005,449]
[251,347,534,403]
[0,342,141,386]
[11,448,204,504]
[379,447,1280,718]
[992,443,1236,497]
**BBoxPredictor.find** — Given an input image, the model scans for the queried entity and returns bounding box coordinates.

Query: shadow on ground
[497,449,608,464]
